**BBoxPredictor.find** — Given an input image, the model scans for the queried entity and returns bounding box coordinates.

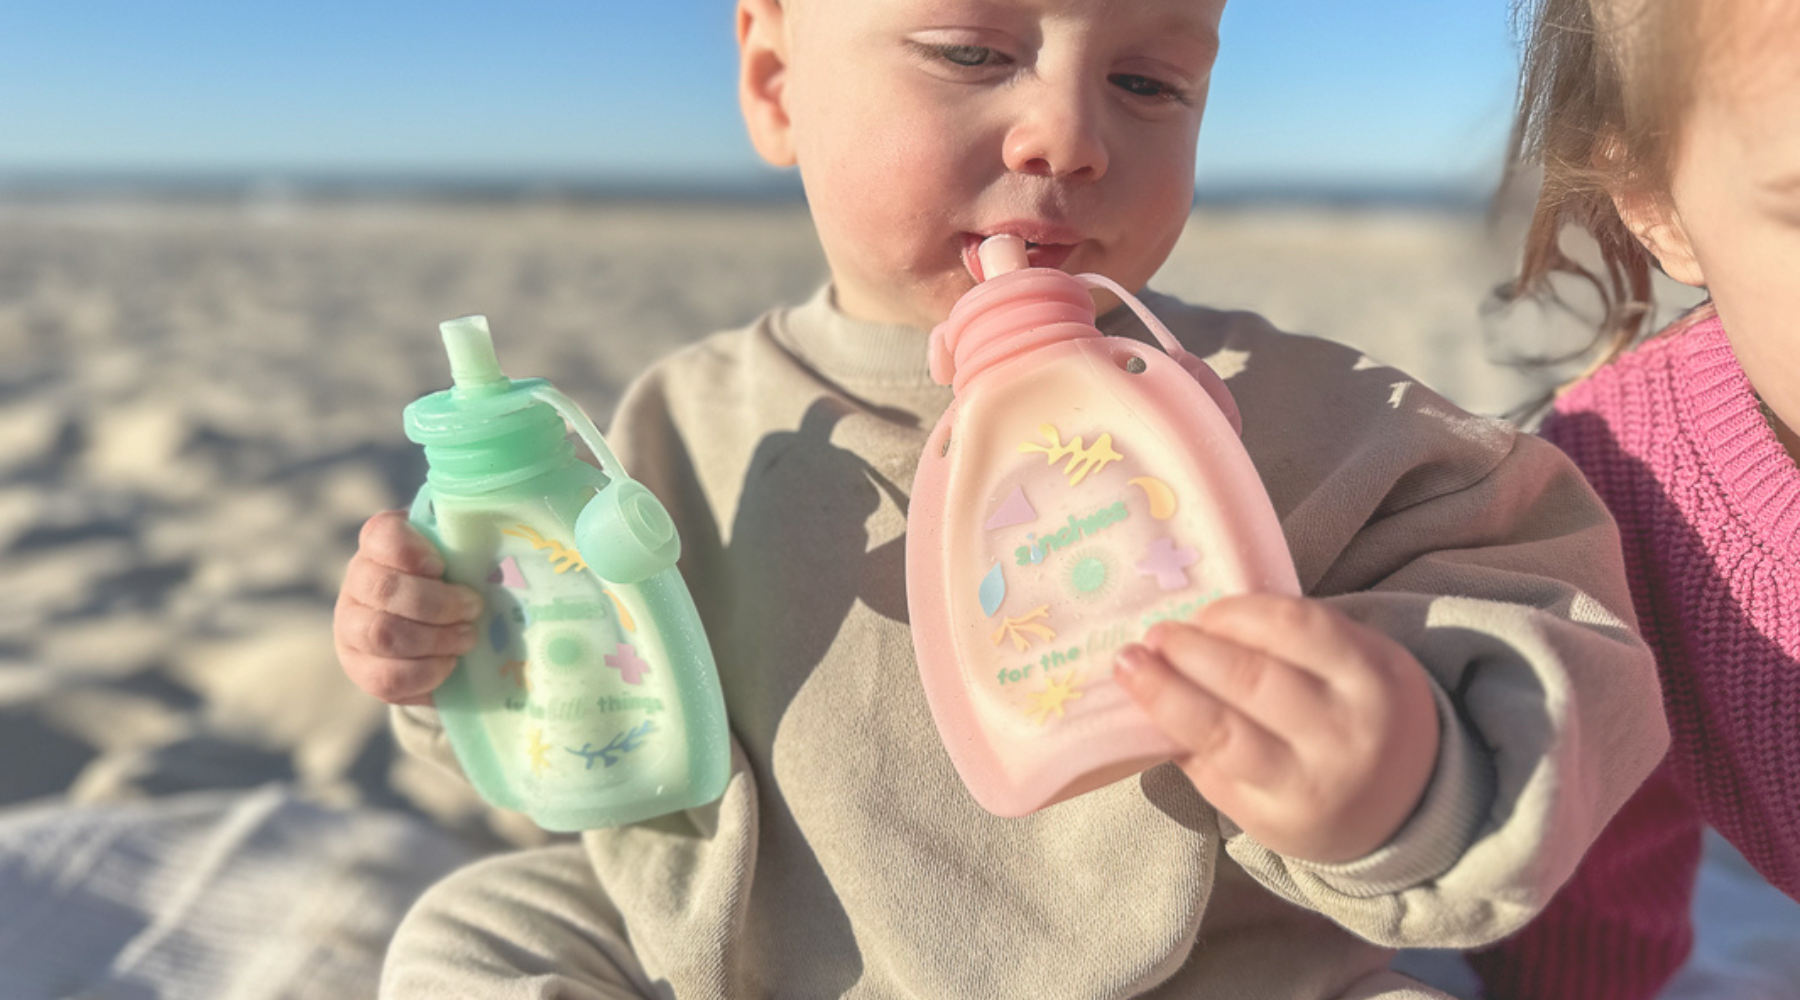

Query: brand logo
[1015,501,1129,566]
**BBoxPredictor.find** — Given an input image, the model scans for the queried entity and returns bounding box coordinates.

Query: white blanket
[0,786,478,1000]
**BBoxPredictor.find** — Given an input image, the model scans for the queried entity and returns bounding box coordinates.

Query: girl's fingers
[1114,645,1293,787]
[1140,620,1332,735]
[358,509,446,578]
[342,556,482,625]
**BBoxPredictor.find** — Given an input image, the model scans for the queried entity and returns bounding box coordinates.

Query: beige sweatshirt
[394,287,1667,999]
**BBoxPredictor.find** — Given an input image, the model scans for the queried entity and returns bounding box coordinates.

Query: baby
[335,0,1668,996]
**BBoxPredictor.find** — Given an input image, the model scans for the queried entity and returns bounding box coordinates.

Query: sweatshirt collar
[771,283,1159,385]
[770,286,937,387]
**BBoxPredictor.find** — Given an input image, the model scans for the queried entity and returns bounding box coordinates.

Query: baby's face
[1663,0,1800,440]
[761,0,1225,329]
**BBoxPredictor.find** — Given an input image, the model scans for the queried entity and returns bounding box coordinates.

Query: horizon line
[0,169,1497,212]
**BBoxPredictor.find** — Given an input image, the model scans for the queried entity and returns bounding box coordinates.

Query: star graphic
[527,728,551,776]
[1026,670,1085,726]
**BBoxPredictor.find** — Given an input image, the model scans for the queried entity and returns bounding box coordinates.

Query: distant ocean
[0,170,1495,213]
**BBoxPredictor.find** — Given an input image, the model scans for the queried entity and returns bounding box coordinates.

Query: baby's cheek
[843,132,958,236]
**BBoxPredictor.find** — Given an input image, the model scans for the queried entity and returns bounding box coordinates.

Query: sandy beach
[2,195,1555,816]
[9,195,1789,998]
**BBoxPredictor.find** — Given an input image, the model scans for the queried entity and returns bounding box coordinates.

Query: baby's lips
[961,238,988,283]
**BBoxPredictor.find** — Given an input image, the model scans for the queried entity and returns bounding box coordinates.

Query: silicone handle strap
[1076,273,1242,436]
[529,384,632,481]
[529,383,681,585]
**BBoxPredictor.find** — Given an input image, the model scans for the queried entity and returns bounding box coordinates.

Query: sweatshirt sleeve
[1465,760,1702,1000]
[1174,309,1669,949]
[391,702,462,777]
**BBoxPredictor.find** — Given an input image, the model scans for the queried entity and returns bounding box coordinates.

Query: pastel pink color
[984,486,1037,531]
[907,263,1297,817]
[1471,313,1800,999]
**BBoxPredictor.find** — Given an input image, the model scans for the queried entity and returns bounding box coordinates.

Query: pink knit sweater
[1470,313,1800,999]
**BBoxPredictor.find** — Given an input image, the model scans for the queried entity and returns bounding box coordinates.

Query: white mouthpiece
[978,235,1030,280]
[440,315,507,392]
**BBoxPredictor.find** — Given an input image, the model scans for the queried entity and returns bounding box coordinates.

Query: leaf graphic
[503,524,589,574]
[1018,424,1124,486]
[990,605,1057,652]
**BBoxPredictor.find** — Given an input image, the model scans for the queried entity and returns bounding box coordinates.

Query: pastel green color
[403,316,729,832]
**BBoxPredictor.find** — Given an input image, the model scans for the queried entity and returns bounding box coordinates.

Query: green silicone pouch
[404,316,730,832]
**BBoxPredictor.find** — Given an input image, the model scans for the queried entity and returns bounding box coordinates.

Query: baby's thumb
[361,508,446,577]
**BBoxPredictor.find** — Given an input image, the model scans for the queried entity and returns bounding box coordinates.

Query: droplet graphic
[978,562,1007,617]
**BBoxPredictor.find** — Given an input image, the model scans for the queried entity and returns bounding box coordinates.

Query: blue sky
[0,1,1522,193]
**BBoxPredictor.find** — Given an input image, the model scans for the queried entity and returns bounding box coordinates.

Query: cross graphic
[1136,537,1199,591]
[605,643,652,685]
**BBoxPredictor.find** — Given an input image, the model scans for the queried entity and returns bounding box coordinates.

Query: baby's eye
[1109,73,1187,103]
[931,44,1001,68]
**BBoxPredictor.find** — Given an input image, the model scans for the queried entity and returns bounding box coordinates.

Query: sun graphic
[1065,546,1119,602]
[1026,670,1086,726]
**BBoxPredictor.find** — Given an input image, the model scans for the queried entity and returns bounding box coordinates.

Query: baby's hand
[333,509,483,706]
[1114,594,1440,864]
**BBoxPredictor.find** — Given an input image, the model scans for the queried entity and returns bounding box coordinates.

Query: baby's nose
[1002,92,1109,182]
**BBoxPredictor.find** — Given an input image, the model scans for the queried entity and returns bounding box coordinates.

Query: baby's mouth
[961,232,1080,282]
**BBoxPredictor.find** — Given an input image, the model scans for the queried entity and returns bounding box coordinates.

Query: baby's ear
[738,0,796,167]
[1612,184,1705,287]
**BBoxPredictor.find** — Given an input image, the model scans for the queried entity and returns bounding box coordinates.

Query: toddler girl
[1469,0,1800,996]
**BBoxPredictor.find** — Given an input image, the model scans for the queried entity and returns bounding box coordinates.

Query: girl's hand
[333,509,483,706]
[1114,594,1440,864]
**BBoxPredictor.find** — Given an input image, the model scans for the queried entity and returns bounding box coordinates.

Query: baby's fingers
[333,598,474,705]
[358,509,446,577]
[1140,621,1332,735]
[1114,644,1291,786]
[1193,594,1400,689]
[336,598,477,662]
[338,647,459,706]
[342,555,482,625]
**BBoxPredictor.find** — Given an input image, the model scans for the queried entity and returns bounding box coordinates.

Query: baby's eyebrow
[1132,10,1220,62]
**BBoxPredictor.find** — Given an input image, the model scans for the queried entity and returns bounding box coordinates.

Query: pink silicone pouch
[907,269,1300,817]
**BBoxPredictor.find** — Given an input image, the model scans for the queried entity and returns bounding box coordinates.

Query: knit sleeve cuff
[1283,682,1493,897]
